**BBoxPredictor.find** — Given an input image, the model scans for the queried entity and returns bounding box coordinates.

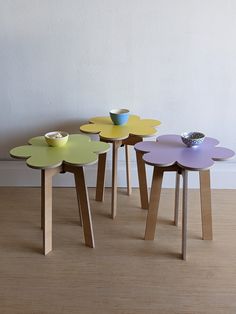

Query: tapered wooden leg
[74,167,95,248]
[174,172,181,226]
[41,171,45,230]
[145,167,164,240]
[199,170,213,240]
[111,141,121,219]
[74,174,82,227]
[136,150,149,210]
[125,145,132,196]
[182,170,188,260]
[41,169,53,255]
[96,153,107,202]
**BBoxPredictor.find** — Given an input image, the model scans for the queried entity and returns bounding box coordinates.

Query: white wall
[0,1,236,187]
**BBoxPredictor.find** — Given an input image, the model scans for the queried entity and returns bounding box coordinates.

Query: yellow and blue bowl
[109,109,130,125]
[44,131,69,147]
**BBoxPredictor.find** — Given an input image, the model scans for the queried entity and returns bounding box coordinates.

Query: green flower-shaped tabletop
[10,134,110,169]
[80,115,161,140]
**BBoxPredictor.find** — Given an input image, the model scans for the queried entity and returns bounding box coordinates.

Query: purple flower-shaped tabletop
[134,135,235,171]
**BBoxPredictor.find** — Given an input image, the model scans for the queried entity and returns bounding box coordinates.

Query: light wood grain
[199,170,213,240]
[95,152,107,202]
[41,171,45,230]
[111,140,122,219]
[145,167,164,240]
[41,167,61,255]
[1,188,236,314]
[125,145,132,196]
[122,134,144,146]
[144,167,213,260]
[174,172,180,226]
[74,167,95,248]
[63,164,95,247]
[41,167,62,230]
[74,171,82,227]
[96,135,143,217]
[136,150,149,209]
[41,169,52,255]
[182,170,188,260]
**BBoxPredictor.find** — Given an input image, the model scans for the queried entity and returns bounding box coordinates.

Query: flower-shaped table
[10,134,110,255]
[80,115,161,218]
[134,134,235,260]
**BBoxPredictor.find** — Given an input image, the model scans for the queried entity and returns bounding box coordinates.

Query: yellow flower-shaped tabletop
[10,134,110,256]
[80,115,161,219]
[80,115,161,140]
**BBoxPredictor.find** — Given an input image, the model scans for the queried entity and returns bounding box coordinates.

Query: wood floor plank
[0,187,236,314]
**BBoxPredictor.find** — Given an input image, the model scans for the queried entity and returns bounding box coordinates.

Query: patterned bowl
[44,131,69,147]
[181,132,205,147]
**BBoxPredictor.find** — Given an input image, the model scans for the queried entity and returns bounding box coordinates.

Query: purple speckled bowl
[181,132,205,147]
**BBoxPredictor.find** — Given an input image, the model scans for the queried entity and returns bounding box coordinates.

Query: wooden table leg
[111,141,121,219]
[182,170,188,260]
[41,171,45,230]
[174,172,181,226]
[145,167,164,240]
[136,150,149,210]
[96,153,107,202]
[41,169,53,255]
[125,145,132,196]
[199,170,213,240]
[74,174,82,227]
[74,167,95,248]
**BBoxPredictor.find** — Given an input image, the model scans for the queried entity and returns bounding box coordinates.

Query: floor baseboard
[0,160,236,188]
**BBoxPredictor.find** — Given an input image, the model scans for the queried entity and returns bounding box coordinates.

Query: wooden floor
[0,187,236,314]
